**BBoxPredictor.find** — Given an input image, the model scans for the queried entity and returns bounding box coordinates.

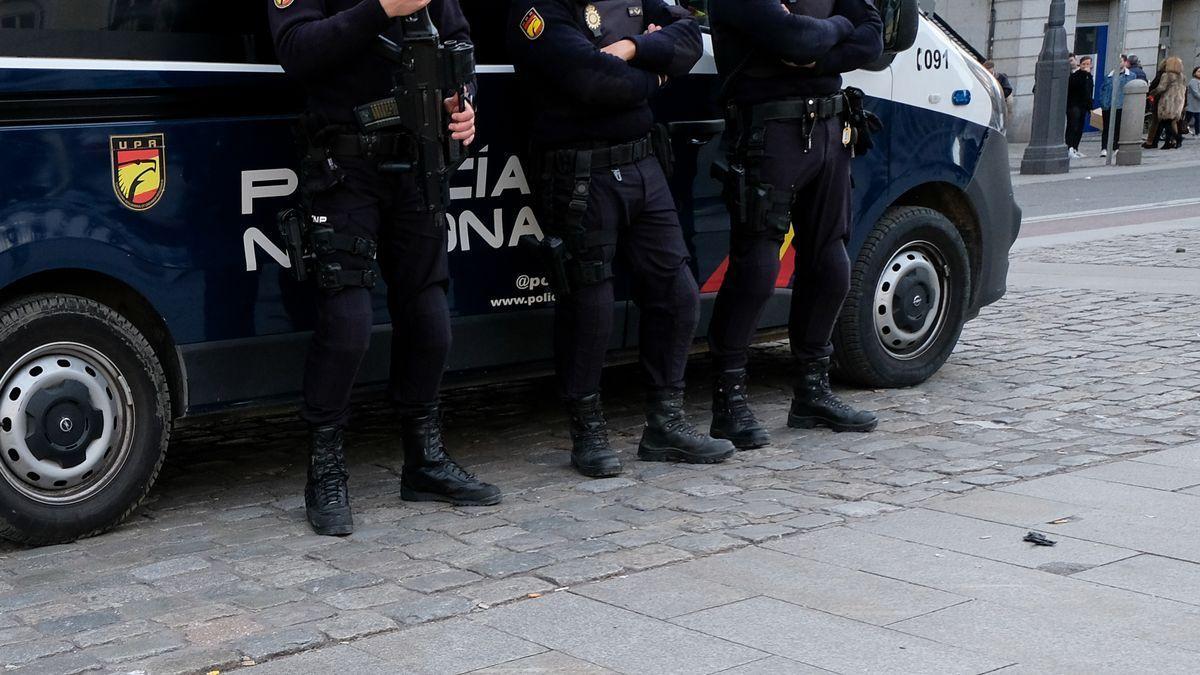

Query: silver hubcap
[0,343,135,504]
[873,241,951,361]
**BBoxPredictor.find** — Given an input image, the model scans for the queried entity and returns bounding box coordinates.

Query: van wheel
[834,207,971,388]
[0,295,169,546]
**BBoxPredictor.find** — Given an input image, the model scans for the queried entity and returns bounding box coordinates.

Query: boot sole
[571,458,624,478]
[637,443,736,464]
[710,428,770,451]
[401,486,503,507]
[788,413,878,433]
[307,514,354,537]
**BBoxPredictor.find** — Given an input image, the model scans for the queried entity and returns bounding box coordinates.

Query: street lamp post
[1020,0,1070,175]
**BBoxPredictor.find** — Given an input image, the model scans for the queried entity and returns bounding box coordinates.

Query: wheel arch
[0,270,187,419]
[889,181,982,307]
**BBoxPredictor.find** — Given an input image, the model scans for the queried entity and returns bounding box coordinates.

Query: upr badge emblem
[111,133,166,211]
[520,8,545,40]
[274,0,294,8]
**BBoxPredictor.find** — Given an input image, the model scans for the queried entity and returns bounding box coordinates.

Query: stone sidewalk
[2,217,1199,672]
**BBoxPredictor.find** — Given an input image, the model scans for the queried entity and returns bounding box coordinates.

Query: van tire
[0,294,170,546]
[834,207,971,388]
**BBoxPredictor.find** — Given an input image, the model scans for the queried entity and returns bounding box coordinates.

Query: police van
[0,0,1018,544]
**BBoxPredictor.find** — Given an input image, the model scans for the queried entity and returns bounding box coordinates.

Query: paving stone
[535,559,626,587]
[472,650,617,674]
[930,459,999,475]
[8,649,103,674]
[237,644,392,675]
[474,592,766,674]
[377,594,474,626]
[401,569,484,594]
[675,596,1008,674]
[35,610,122,637]
[456,576,556,608]
[574,477,637,493]
[314,610,397,641]
[355,619,544,674]
[88,631,186,664]
[1073,460,1200,491]
[776,513,843,530]
[877,471,942,487]
[1006,464,1062,478]
[326,583,421,610]
[184,615,265,646]
[0,639,73,667]
[71,619,155,649]
[1072,554,1200,606]
[251,601,338,628]
[129,556,211,582]
[729,524,795,543]
[822,501,902,518]
[234,626,327,662]
[460,551,557,579]
[960,474,1020,486]
[575,566,752,619]
[666,533,744,555]
[599,544,691,572]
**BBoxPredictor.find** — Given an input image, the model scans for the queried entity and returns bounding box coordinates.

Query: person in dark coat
[1066,55,1094,157]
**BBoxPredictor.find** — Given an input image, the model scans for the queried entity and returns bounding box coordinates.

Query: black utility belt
[327,132,417,159]
[543,135,654,170]
[740,94,847,124]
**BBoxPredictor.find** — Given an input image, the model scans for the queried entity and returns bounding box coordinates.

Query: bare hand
[379,0,431,18]
[646,23,662,34]
[601,39,637,62]
[444,94,476,147]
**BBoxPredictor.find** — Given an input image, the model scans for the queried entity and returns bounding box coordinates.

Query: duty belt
[544,135,653,170]
[745,94,846,125]
[327,132,416,159]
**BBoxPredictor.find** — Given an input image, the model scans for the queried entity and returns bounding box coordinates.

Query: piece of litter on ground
[1177,248,1187,253]
[953,420,1008,430]
[1024,531,1057,547]
[979,535,992,540]
[1048,518,1072,525]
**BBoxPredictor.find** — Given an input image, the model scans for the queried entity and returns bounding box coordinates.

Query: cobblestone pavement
[2,225,1199,674]
[1012,226,1200,268]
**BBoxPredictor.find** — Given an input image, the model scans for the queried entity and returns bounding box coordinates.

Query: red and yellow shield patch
[111,134,166,212]
[274,0,294,8]
[521,8,545,40]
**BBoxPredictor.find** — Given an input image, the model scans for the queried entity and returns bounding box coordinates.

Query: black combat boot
[305,426,354,536]
[638,389,736,464]
[567,394,623,478]
[399,404,503,506]
[788,357,878,433]
[711,369,770,450]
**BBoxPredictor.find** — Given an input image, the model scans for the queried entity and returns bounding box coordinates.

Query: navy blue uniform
[707,0,882,368]
[269,0,471,426]
[507,0,703,400]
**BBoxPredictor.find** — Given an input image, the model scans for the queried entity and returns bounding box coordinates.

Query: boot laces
[313,456,349,506]
[812,373,855,414]
[723,384,760,427]
[421,421,480,484]
[662,407,703,438]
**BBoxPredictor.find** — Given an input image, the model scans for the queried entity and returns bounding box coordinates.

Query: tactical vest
[576,0,646,48]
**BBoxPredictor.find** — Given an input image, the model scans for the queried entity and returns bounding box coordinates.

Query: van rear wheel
[834,206,971,388]
[0,294,169,546]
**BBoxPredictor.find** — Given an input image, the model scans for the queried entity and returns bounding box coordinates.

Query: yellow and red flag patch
[521,8,545,40]
[111,134,166,212]
[274,0,294,8]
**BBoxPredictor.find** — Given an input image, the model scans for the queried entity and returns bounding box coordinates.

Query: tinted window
[0,0,274,63]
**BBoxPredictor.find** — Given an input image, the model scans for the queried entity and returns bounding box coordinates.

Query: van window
[0,0,274,63]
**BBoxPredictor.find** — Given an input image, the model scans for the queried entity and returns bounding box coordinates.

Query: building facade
[923,0,1200,140]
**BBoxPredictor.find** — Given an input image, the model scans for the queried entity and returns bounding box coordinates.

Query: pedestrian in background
[985,60,1014,118]
[1066,55,1094,158]
[1127,54,1148,82]
[1151,57,1187,149]
[1098,57,1135,157]
[1186,66,1200,136]
[1143,59,1167,149]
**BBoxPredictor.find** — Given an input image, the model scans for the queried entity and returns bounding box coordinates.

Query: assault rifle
[356,8,476,214]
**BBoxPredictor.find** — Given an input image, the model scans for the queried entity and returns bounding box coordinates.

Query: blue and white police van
[0,0,1018,544]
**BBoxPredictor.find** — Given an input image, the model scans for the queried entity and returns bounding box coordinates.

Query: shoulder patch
[628,6,643,17]
[274,0,294,8]
[521,7,545,40]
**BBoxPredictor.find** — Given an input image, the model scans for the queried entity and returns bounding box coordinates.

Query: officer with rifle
[507,0,736,478]
[269,0,501,537]
[706,0,884,449]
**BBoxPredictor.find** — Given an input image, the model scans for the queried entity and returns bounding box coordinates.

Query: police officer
[707,0,884,448]
[507,0,735,478]
[269,0,501,537]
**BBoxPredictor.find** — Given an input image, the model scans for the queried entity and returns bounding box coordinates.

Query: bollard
[1116,79,1148,166]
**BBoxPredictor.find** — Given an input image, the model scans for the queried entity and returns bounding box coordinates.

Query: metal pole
[1019,0,1071,175]
[1105,0,1130,166]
